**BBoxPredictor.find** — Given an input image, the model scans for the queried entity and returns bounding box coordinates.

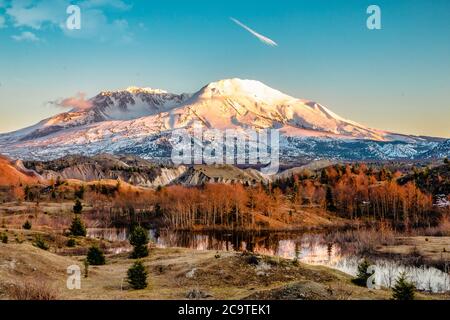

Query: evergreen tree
[73,199,83,214]
[325,186,336,212]
[353,258,374,287]
[392,272,415,300]
[66,238,77,247]
[69,216,87,237]
[24,185,32,201]
[86,246,106,265]
[127,260,148,289]
[320,169,329,184]
[33,235,49,250]
[22,220,32,230]
[129,226,149,259]
[84,259,89,278]
[74,186,85,199]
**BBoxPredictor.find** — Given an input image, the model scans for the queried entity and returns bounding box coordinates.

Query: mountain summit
[0,78,447,162]
[182,78,387,139]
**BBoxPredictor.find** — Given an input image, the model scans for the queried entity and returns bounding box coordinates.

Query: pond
[87,228,450,293]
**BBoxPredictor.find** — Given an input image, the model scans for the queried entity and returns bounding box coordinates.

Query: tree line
[136,163,444,230]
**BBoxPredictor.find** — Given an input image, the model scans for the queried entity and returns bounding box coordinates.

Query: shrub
[129,226,149,259]
[127,260,148,290]
[86,246,106,266]
[74,186,85,200]
[84,259,89,278]
[33,235,49,251]
[245,253,260,265]
[73,199,83,214]
[392,272,415,300]
[69,216,86,237]
[22,220,32,230]
[7,280,58,300]
[66,238,77,247]
[1,233,8,244]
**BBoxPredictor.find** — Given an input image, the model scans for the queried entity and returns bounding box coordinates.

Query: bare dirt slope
[0,156,42,186]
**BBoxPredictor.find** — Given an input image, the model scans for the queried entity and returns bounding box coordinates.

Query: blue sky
[0,0,449,137]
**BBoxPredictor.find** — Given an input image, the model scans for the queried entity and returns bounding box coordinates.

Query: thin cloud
[11,31,41,42]
[4,0,133,42]
[230,17,278,47]
[48,92,93,111]
[80,0,132,11]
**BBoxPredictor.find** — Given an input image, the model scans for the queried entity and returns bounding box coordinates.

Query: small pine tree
[24,185,31,201]
[127,260,148,290]
[320,169,329,184]
[86,246,106,265]
[353,258,374,287]
[74,186,85,200]
[84,259,89,278]
[129,226,149,259]
[392,272,415,300]
[66,238,77,247]
[325,186,336,212]
[33,235,49,250]
[73,199,83,214]
[22,220,32,230]
[69,216,87,237]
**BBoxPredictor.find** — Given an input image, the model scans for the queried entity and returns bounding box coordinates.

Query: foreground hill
[0,243,393,300]
[1,241,448,300]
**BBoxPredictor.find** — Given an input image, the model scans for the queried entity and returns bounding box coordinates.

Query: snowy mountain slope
[167,79,389,140]
[1,87,190,143]
[0,78,447,162]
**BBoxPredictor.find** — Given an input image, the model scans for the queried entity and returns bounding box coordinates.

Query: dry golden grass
[1,241,443,300]
[6,279,59,300]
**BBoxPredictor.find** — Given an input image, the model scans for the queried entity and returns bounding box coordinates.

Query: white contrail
[230,17,278,47]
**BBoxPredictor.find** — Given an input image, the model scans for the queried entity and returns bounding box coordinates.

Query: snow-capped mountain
[0,78,448,162]
[2,87,190,143]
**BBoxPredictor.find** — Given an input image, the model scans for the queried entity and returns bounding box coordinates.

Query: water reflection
[87,228,450,293]
[87,228,128,242]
